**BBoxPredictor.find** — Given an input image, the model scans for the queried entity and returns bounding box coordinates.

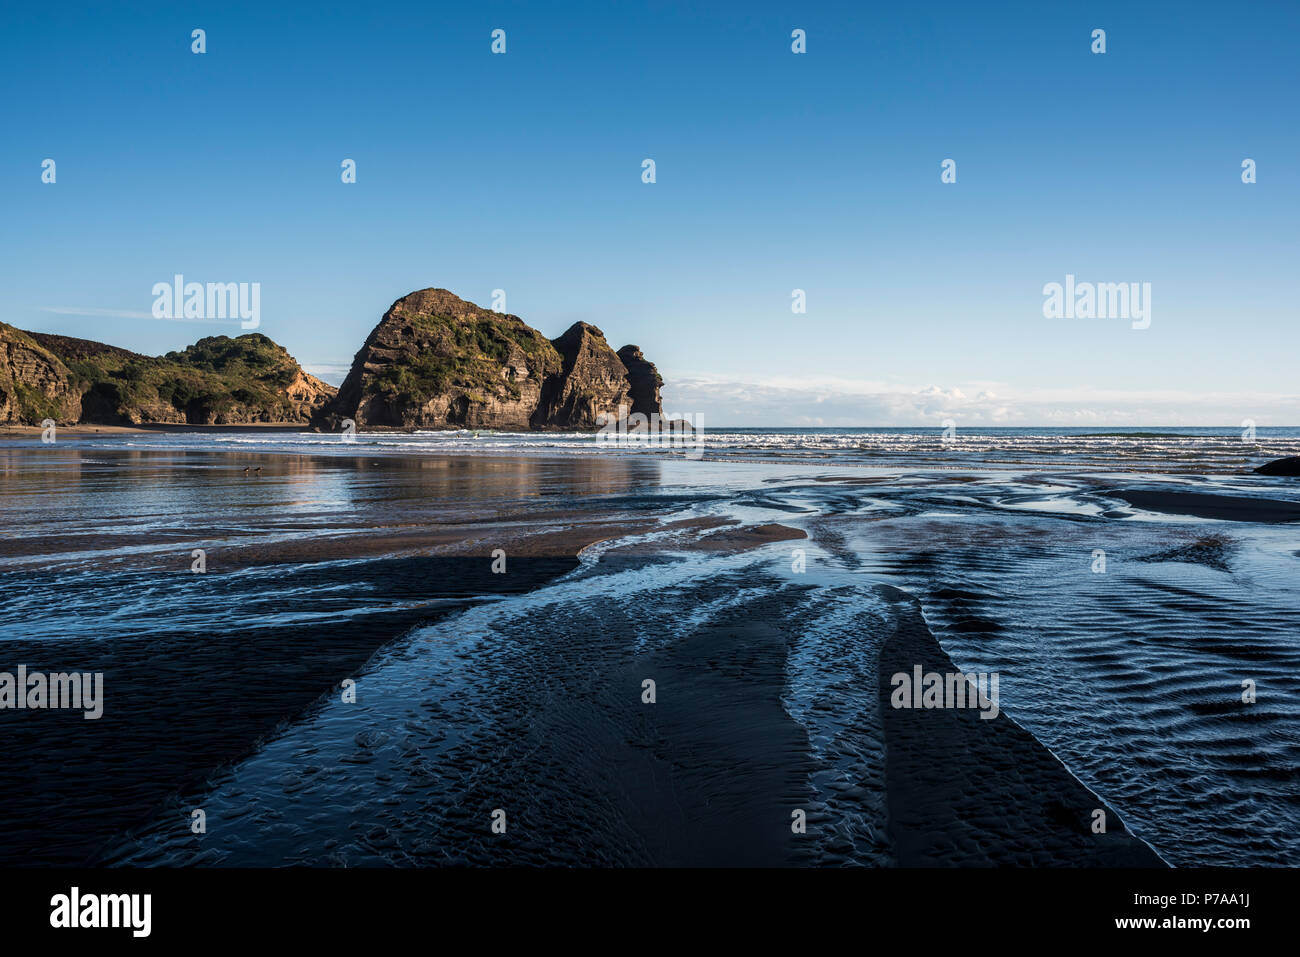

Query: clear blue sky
[2,1,1296,425]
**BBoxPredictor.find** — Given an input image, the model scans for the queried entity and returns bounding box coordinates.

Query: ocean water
[0,429,1297,866]
[28,425,1300,473]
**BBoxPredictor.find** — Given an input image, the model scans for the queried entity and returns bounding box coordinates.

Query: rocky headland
[318,288,664,431]
[1,287,664,432]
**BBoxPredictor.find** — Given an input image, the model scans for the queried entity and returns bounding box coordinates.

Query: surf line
[890,665,999,720]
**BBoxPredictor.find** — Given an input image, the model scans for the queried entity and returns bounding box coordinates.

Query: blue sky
[2,1,1296,425]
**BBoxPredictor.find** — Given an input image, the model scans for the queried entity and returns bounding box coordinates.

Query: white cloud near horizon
[40,307,243,324]
[41,306,155,320]
[660,375,1300,427]
[256,362,1300,427]
[303,363,353,385]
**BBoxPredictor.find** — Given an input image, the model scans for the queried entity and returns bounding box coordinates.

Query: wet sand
[877,588,1165,867]
[4,446,1293,867]
[605,592,817,866]
[0,552,588,864]
[0,447,815,865]
[1112,488,1300,524]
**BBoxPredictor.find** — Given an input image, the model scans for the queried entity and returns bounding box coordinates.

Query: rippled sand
[1,445,1296,866]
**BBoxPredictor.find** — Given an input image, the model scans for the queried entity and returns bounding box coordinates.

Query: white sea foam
[17,426,1300,475]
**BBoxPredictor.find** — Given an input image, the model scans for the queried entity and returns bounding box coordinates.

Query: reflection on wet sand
[1,446,1297,867]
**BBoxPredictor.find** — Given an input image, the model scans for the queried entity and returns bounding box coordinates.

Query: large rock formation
[322,289,665,431]
[617,345,664,419]
[1,326,334,426]
[4,288,665,432]
[322,289,561,430]
[0,324,83,425]
[161,334,335,424]
[532,323,633,429]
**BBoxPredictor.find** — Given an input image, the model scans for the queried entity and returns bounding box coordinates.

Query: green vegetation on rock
[0,326,334,426]
[323,288,666,432]
[331,289,566,428]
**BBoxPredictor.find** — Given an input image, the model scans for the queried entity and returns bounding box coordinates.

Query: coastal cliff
[3,287,664,432]
[0,323,333,426]
[616,344,664,419]
[319,289,665,431]
[532,322,634,429]
[0,324,83,425]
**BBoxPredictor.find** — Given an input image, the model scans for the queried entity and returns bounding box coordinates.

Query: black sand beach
[1112,488,1300,524]
[878,587,1163,866]
[1,446,1296,867]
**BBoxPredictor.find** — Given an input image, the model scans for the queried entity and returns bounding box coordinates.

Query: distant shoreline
[5,424,1297,435]
[0,422,312,436]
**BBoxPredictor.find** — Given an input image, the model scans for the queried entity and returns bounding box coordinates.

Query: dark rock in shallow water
[1254,457,1300,476]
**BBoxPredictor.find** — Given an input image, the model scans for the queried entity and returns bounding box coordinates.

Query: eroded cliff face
[322,289,562,430]
[0,324,83,425]
[3,328,335,426]
[4,290,665,433]
[322,289,665,432]
[616,344,664,419]
[532,322,633,430]
[283,368,335,421]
